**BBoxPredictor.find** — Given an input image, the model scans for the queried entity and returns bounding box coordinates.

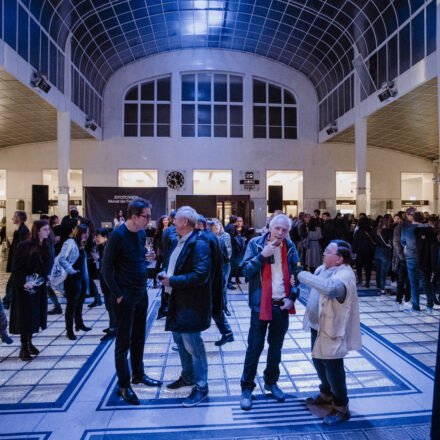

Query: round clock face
[166,171,185,189]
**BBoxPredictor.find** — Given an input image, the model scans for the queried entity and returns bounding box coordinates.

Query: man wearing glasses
[103,197,162,405]
[298,240,361,426]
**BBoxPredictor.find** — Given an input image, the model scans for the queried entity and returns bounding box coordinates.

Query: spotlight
[378,81,397,102]
[30,71,51,93]
[326,121,338,135]
[85,116,97,131]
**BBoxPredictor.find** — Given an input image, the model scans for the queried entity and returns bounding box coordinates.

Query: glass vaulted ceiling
[26,0,432,99]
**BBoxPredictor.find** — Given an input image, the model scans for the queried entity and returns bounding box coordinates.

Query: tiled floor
[0,258,437,440]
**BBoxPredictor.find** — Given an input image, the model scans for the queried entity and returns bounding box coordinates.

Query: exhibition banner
[84,187,168,227]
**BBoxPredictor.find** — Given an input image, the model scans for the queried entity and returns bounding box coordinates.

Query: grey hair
[269,213,291,231]
[175,206,199,227]
[207,218,224,235]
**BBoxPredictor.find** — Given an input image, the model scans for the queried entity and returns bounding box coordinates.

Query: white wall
[0,49,435,233]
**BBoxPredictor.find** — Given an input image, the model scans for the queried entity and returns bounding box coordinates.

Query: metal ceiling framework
[25,0,432,100]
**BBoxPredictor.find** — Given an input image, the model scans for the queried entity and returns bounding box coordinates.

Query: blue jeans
[311,328,348,407]
[241,307,289,390]
[374,247,391,290]
[172,331,208,390]
[222,263,231,309]
[406,258,435,310]
[0,297,8,338]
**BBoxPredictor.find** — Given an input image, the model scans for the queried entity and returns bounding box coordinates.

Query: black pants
[241,308,289,390]
[356,254,373,285]
[395,260,411,304]
[114,292,148,388]
[100,275,116,329]
[311,328,348,407]
[64,273,87,332]
[47,286,60,308]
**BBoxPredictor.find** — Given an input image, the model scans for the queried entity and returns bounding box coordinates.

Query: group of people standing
[96,198,360,427]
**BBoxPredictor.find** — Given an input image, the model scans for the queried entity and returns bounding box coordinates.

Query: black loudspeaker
[268,186,283,213]
[32,185,49,214]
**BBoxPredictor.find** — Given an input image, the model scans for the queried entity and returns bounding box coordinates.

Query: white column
[57,35,72,218]
[353,46,368,215]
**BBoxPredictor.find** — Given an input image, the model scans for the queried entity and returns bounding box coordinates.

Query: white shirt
[271,243,286,300]
[165,230,192,293]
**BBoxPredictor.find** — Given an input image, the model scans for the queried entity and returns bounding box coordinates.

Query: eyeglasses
[138,214,151,220]
[323,251,338,256]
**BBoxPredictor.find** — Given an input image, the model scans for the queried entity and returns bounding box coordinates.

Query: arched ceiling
[26,0,424,97]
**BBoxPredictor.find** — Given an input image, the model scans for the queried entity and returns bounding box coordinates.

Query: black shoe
[88,299,102,308]
[100,331,116,342]
[66,331,77,341]
[75,325,92,332]
[240,389,253,411]
[171,345,179,351]
[3,303,10,310]
[224,308,231,316]
[264,383,285,402]
[166,377,193,390]
[182,387,208,407]
[28,341,40,355]
[117,387,140,405]
[434,297,440,306]
[132,374,163,387]
[227,284,236,290]
[215,333,234,346]
[19,347,32,361]
[103,328,110,334]
[48,306,62,315]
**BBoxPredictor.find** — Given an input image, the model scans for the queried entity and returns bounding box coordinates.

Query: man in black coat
[197,216,234,346]
[160,206,211,408]
[3,211,29,309]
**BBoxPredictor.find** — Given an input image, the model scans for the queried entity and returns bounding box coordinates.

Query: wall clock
[166,171,185,189]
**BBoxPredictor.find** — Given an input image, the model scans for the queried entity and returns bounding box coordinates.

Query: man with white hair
[239,214,301,411]
[160,206,212,407]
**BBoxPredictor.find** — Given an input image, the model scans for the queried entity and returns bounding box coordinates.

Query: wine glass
[145,237,155,262]
[25,273,44,294]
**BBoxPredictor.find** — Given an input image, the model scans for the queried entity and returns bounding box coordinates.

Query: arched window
[253,79,297,139]
[181,73,243,138]
[123,76,171,137]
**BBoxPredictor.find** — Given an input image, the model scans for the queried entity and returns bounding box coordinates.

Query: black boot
[48,305,62,315]
[66,328,77,340]
[28,335,40,355]
[19,335,32,361]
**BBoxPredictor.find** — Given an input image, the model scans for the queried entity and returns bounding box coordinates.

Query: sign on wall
[84,187,168,227]
[240,171,260,191]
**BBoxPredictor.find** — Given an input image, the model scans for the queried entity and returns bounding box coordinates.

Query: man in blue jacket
[240,214,300,411]
[160,206,211,407]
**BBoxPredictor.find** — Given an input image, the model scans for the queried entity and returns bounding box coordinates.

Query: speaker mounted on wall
[32,185,49,214]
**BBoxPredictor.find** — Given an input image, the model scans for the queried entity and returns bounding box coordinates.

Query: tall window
[124,76,171,137]
[181,73,243,138]
[253,79,297,139]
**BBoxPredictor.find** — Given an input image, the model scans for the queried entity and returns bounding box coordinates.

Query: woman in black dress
[9,220,51,361]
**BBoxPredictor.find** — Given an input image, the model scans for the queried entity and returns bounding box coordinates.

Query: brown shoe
[306,393,333,406]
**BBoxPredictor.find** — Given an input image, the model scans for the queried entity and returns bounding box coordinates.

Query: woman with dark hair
[114,210,125,228]
[374,214,393,294]
[9,220,51,361]
[58,224,90,340]
[81,218,102,308]
[305,217,322,273]
[153,215,169,290]
[352,216,375,288]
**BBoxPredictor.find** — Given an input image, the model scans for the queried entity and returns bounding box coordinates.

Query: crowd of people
[0,199,438,426]
[289,208,440,313]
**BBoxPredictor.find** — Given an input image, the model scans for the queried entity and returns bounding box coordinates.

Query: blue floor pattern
[0,267,436,440]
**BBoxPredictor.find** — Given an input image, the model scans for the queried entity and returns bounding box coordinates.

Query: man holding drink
[102,197,162,405]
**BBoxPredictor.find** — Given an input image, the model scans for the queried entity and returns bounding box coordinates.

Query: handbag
[48,254,68,288]
[302,237,310,249]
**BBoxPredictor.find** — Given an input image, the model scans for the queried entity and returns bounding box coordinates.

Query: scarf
[260,239,296,321]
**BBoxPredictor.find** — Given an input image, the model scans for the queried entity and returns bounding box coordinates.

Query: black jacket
[165,229,211,333]
[352,228,376,257]
[161,225,176,263]
[6,223,29,273]
[204,228,223,316]
[9,241,50,335]
[415,226,438,277]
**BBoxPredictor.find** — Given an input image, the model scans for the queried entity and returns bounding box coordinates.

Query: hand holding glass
[24,273,44,294]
